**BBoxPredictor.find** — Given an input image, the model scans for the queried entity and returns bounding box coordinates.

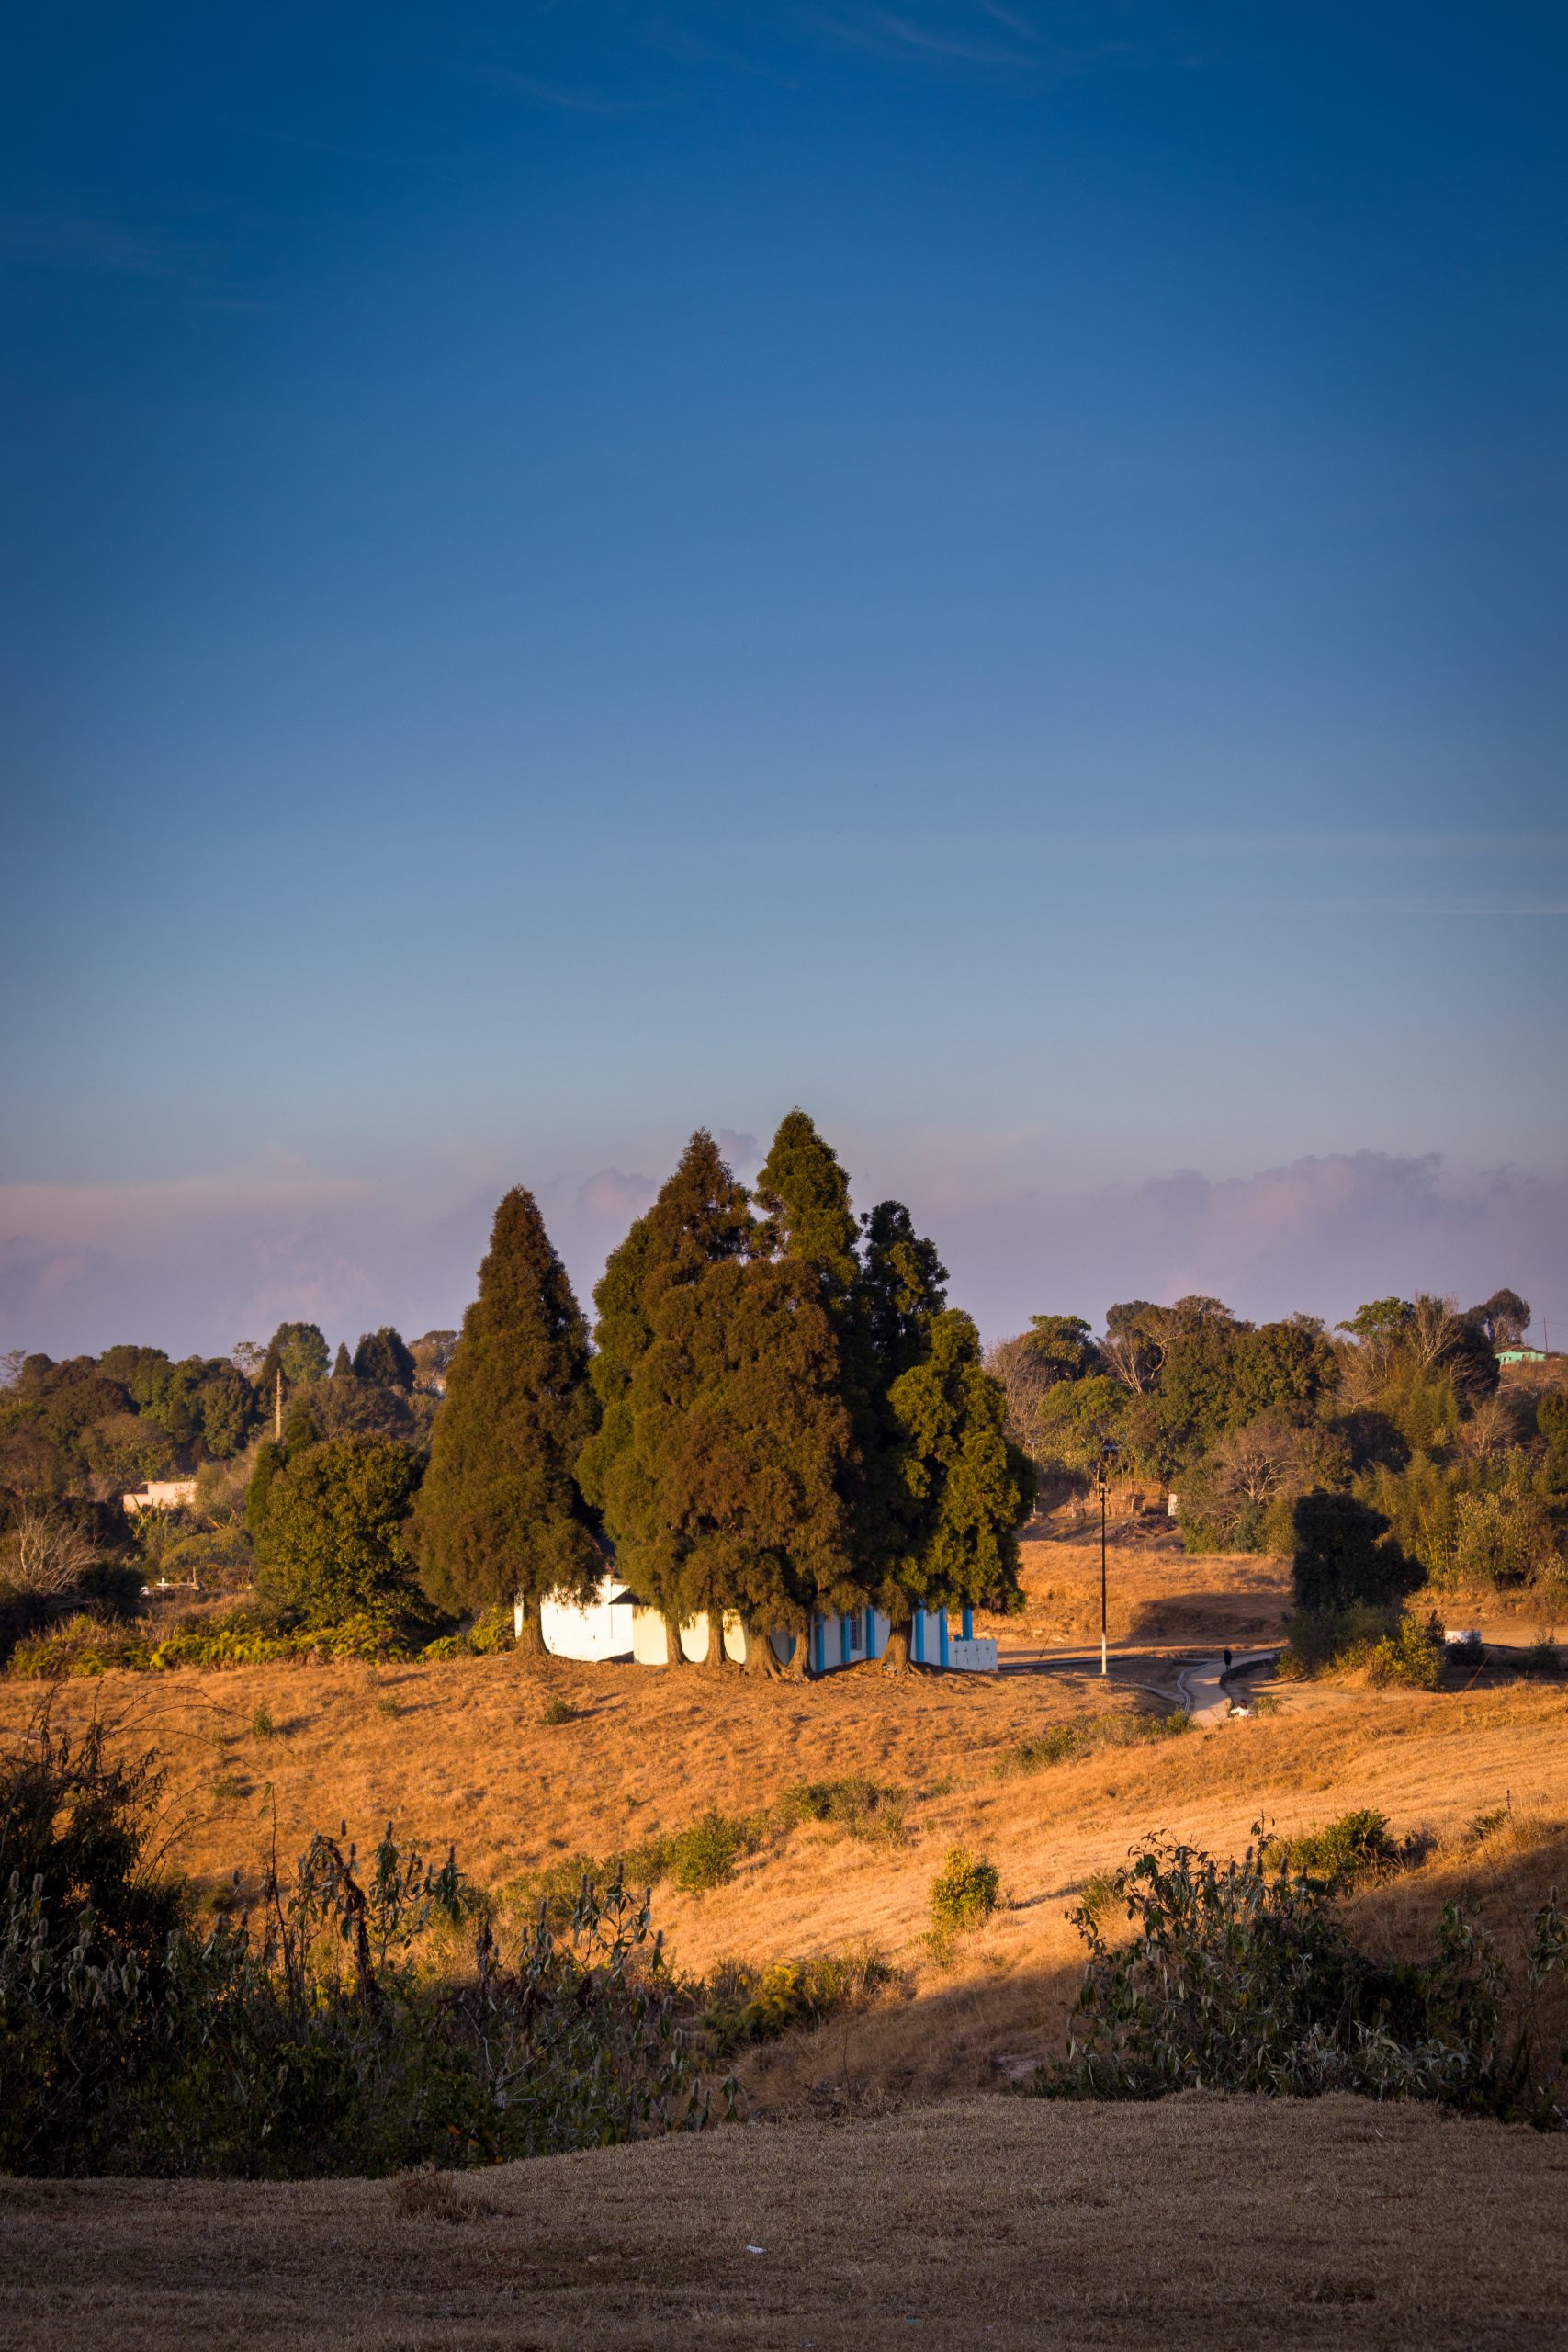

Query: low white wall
[539,1582,636,1662]
[947,1635,998,1672]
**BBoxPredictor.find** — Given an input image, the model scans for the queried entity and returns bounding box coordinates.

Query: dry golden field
[6,1532,1568,2350]
[5,1533,1564,2110]
[3,2095,1565,2351]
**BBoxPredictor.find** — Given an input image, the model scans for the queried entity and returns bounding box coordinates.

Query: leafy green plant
[1267,1809,1404,1889]
[928,1848,1000,1938]
[0,1709,714,2177]
[1035,1826,1568,2124]
[696,1951,893,2056]
[250,1703,276,1741]
[540,1697,574,1726]
[1364,1611,1446,1689]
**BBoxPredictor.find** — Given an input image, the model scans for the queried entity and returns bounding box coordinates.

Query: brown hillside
[6,1537,1565,2109]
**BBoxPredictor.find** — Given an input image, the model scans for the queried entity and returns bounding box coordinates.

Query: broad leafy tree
[258,1434,425,1623]
[412,1188,600,1642]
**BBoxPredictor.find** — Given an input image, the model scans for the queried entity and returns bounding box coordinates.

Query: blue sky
[2,2,1564,1355]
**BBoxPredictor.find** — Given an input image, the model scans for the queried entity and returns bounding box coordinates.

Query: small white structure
[530,1580,997,1675]
[532,1577,637,1662]
[122,1479,198,1515]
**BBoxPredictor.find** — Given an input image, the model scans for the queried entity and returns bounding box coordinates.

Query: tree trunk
[513,1597,545,1657]
[661,1612,686,1668]
[881,1616,912,1672]
[741,1623,789,1679]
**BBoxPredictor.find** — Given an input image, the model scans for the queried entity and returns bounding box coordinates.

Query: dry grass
[4,1536,1565,2111]
[2,2095,1564,2349]
[983,1516,1293,1651]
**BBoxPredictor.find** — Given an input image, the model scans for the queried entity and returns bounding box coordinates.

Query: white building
[122,1479,198,1514]
[530,1577,998,1674]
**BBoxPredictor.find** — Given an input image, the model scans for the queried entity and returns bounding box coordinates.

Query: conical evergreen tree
[848,1201,949,1666]
[353,1326,415,1391]
[754,1109,859,1309]
[579,1132,752,1661]
[875,1309,1033,1653]
[641,1253,856,1671]
[412,1188,601,1641]
[332,1342,354,1381]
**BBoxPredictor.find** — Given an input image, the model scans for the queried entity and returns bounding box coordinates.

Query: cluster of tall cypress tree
[412,1113,1033,1672]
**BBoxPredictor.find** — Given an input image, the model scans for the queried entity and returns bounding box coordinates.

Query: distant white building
[529,1577,998,1674]
[122,1479,198,1515]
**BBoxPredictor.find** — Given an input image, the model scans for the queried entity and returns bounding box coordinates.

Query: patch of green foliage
[1033,1826,1568,2126]
[8,1603,425,1679]
[512,1778,911,1920]
[928,1847,1000,1938]
[420,1603,518,1661]
[1265,1808,1404,1889]
[695,1950,895,2057]
[0,1708,712,2177]
[773,1775,906,1843]
[996,1708,1191,1779]
[1280,1605,1445,1689]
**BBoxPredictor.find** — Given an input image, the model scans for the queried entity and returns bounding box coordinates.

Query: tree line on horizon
[0,1114,1036,1673]
[3,1119,1562,1673]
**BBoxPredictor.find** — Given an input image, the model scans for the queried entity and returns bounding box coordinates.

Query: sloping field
[3,2095,1564,2351]
[5,1536,1564,2107]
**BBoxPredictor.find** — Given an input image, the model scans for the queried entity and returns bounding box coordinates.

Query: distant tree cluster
[412,1114,1033,1668]
[987,1282,1565,1605]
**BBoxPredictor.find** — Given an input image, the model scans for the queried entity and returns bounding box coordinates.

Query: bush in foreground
[0,1709,709,2177]
[1035,1828,1566,2126]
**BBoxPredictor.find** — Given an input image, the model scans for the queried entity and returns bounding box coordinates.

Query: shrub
[1365,1613,1446,1690]
[8,1612,150,1679]
[774,1776,906,1843]
[671,1808,757,1894]
[0,1710,712,2177]
[928,1848,1000,1937]
[697,1951,893,2055]
[1280,1604,1443,1686]
[540,1697,574,1726]
[420,1603,516,1661]
[1034,1827,1568,2124]
[1268,1809,1403,1888]
[250,1703,276,1741]
[997,1709,1190,1778]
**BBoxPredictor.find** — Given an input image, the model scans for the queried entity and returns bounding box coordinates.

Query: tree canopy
[412,1187,601,1634]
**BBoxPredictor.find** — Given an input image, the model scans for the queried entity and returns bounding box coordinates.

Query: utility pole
[1095,1440,1119,1679]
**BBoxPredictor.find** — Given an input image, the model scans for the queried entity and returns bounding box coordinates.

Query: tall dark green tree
[412,1189,601,1641]
[844,1199,950,1665]
[577,1133,752,1661]
[874,1309,1033,1661]
[634,1254,855,1670]
[754,1109,859,1309]
[353,1327,415,1391]
[332,1342,354,1381]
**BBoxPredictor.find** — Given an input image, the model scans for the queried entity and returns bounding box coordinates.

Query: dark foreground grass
[2,2094,1563,2351]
